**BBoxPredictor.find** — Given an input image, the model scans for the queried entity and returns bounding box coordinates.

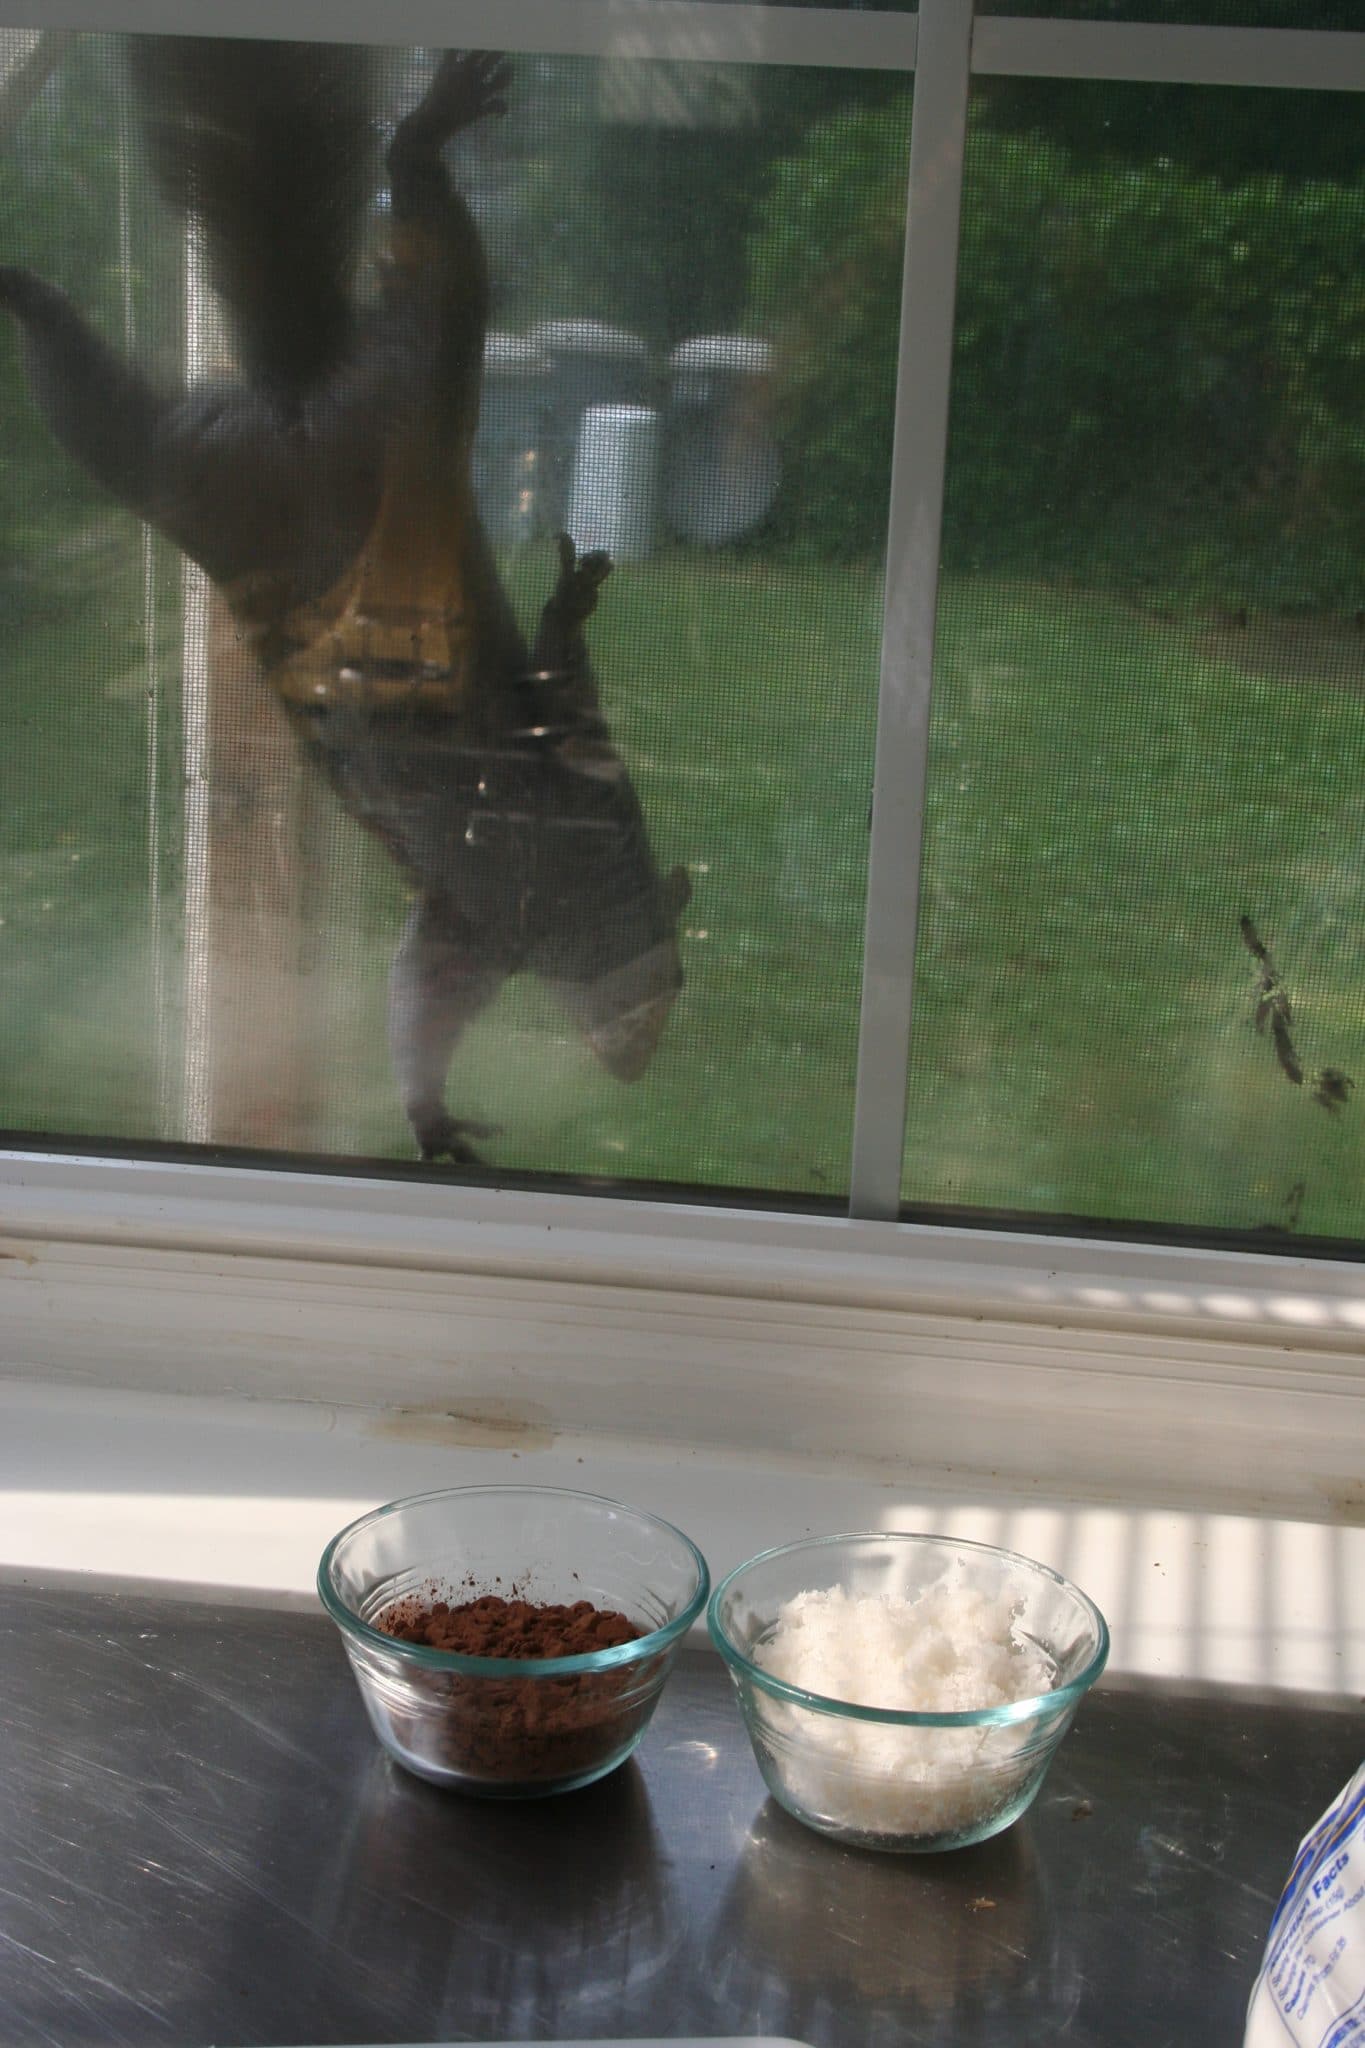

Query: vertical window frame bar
[181,235,217,1144]
[847,0,974,1222]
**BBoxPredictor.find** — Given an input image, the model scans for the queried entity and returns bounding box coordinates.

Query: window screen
[4,14,1363,1256]
[0,30,903,1199]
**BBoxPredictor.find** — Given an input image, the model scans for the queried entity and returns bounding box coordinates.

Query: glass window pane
[0,33,185,1146]
[0,31,907,1198]
[904,77,1365,1247]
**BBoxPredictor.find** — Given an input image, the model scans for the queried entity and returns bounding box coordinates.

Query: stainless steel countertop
[2,1581,1359,2046]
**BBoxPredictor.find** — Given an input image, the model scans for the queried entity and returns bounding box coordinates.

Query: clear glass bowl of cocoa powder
[319,1485,709,1797]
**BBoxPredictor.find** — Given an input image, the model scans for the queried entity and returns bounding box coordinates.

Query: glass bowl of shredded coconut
[708,1532,1108,1853]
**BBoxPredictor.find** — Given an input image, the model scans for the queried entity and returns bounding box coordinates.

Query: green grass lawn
[911,586,1365,1241]
[0,531,183,1143]
[3,534,1364,1245]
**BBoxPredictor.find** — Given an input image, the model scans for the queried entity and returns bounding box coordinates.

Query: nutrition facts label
[1246,1768,1365,2047]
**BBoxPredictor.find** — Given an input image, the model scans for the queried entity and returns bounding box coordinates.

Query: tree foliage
[747,92,1365,609]
[0,39,136,571]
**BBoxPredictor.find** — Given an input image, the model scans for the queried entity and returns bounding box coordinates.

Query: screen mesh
[0,32,902,1197]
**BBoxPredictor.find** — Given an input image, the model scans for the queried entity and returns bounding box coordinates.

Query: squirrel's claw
[415,1111,504,1166]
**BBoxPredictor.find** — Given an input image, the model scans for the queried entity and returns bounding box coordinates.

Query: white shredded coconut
[751,1580,1058,1842]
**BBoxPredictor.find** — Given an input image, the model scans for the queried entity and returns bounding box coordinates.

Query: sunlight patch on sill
[874,1499,1365,1697]
[4,1379,1365,1698]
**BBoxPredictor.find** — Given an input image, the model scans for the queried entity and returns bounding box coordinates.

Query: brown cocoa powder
[375,1590,656,1788]
[381,1592,640,1658]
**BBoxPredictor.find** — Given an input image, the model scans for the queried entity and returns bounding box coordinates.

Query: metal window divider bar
[847,0,974,1222]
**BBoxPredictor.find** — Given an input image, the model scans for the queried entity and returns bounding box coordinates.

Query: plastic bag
[1245,1763,1365,2045]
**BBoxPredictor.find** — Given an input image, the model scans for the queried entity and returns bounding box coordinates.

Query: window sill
[3,1151,1365,1531]
[4,1374,1363,1699]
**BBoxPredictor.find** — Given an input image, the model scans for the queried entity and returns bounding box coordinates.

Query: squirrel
[0,39,689,1164]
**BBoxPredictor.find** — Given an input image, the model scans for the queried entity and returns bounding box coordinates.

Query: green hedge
[747,97,1365,611]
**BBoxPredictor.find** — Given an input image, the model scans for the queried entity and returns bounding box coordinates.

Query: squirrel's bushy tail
[128,35,375,398]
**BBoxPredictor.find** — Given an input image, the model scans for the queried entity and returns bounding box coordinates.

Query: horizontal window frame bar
[974,17,1365,90]
[5,1148,1365,1349]
[0,1,919,69]
[0,6,1362,91]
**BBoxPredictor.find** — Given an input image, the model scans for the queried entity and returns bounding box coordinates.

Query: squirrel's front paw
[425,50,512,133]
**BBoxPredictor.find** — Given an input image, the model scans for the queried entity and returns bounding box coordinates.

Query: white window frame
[1,0,1364,1519]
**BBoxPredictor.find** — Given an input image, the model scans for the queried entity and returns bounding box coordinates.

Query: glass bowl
[319,1485,709,1797]
[708,1531,1108,1853]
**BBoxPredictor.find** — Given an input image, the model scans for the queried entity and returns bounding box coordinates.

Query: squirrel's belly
[285,698,555,945]
[271,456,480,715]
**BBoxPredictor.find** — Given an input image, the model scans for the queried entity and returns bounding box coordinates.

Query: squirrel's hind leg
[388,894,507,1164]
[527,534,620,777]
